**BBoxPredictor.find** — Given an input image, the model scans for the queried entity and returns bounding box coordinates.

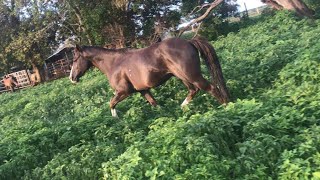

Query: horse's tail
[189,37,230,104]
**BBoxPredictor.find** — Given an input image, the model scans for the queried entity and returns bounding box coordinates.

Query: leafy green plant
[0,11,320,179]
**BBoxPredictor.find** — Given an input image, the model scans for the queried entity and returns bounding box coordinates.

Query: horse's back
[158,38,198,59]
[157,38,201,70]
[122,38,193,56]
[124,38,196,67]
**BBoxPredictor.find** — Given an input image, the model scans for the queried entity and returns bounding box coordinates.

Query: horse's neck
[85,48,118,76]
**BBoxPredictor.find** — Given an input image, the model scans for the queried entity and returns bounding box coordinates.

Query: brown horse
[3,75,19,92]
[70,37,230,117]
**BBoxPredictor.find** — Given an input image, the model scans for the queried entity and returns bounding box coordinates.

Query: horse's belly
[130,70,171,91]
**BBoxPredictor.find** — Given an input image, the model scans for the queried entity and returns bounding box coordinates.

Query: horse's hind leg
[140,90,157,106]
[181,81,199,107]
[191,77,223,104]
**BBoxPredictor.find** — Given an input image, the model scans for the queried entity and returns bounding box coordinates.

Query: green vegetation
[1,12,320,179]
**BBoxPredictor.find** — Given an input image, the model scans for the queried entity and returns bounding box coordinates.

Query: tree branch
[192,22,202,38]
[189,3,212,16]
[178,0,223,37]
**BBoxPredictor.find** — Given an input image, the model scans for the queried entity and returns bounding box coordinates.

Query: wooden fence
[0,70,32,93]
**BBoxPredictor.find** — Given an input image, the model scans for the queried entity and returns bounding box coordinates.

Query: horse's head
[69,45,92,83]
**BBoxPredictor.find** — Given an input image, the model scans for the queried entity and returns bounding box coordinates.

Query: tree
[178,0,224,37]
[0,0,21,73]
[2,0,60,81]
[5,25,55,81]
[55,0,136,47]
[199,0,238,40]
[262,0,315,17]
[0,0,239,76]
[178,0,238,39]
[130,0,182,45]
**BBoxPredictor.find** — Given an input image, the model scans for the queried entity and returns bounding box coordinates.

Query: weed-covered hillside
[0,12,319,179]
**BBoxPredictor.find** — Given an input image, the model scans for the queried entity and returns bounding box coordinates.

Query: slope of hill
[0,11,319,179]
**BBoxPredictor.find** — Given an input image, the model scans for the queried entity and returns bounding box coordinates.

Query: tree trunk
[262,0,283,10]
[291,0,315,17]
[262,0,315,17]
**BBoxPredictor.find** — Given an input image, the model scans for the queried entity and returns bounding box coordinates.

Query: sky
[237,0,266,11]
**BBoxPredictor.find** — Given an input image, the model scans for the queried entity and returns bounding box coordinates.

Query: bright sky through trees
[237,0,266,11]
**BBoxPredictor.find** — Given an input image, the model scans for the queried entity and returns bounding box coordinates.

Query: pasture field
[0,11,320,179]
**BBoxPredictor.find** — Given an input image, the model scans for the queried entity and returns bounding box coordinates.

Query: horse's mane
[82,46,131,53]
[80,38,167,54]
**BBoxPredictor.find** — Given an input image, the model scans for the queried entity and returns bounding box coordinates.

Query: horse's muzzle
[69,76,79,84]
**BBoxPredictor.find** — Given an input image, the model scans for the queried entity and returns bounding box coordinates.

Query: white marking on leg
[69,66,77,84]
[69,66,73,80]
[181,98,190,107]
[111,108,118,117]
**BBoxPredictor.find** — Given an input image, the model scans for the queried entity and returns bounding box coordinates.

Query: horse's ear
[75,44,82,52]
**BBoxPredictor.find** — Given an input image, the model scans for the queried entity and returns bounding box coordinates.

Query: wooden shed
[44,47,74,80]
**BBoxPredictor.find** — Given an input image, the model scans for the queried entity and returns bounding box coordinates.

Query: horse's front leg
[109,91,130,117]
[140,90,157,106]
